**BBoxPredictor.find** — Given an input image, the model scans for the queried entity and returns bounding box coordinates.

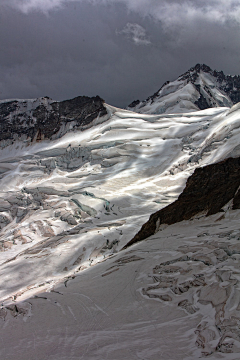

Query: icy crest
[128,64,240,114]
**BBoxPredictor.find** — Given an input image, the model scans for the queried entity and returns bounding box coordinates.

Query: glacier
[1,66,240,358]
[1,103,240,303]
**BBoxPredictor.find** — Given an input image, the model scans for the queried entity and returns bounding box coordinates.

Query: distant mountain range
[127,63,240,114]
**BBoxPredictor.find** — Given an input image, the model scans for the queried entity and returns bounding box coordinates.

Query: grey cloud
[117,23,151,46]
[5,0,240,27]
[2,0,64,13]
[0,1,240,108]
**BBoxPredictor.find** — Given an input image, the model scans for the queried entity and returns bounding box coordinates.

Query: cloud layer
[4,0,240,27]
[1,0,240,107]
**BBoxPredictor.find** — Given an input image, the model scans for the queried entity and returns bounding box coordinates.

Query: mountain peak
[178,63,212,81]
[178,63,225,83]
[127,64,240,114]
[186,63,212,74]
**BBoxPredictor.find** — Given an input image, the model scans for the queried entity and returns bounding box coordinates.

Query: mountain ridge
[0,95,107,145]
[127,63,240,114]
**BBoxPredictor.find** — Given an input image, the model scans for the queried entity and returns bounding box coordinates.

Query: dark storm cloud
[1,0,240,107]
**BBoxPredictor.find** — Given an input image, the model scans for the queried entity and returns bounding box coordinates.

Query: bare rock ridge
[127,63,240,114]
[124,156,240,249]
[0,95,107,143]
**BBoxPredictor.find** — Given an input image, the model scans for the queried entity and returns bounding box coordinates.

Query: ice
[0,100,240,358]
[0,102,239,302]
[2,210,240,359]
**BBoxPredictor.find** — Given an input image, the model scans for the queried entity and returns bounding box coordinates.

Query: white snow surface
[1,102,240,358]
[2,211,240,359]
[128,70,233,114]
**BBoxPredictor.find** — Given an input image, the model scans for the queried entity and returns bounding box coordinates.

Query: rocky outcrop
[0,95,107,143]
[127,99,140,108]
[124,157,240,249]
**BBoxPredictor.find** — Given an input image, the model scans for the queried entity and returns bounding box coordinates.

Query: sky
[0,0,240,108]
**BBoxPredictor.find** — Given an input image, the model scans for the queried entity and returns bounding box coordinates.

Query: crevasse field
[1,101,240,359]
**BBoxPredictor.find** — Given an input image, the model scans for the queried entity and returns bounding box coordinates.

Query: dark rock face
[0,95,107,142]
[124,157,240,249]
[128,100,140,108]
[194,84,212,110]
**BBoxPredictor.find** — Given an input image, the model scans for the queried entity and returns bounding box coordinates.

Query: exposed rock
[124,157,240,248]
[128,99,140,108]
[0,95,107,143]
[0,213,11,229]
[194,84,210,110]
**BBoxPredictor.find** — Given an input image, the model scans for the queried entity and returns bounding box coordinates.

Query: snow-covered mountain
[0,95,107,144]
[127,64,240,114]
[1,74,240,359]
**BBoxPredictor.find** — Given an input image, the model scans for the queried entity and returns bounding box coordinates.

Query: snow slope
[2,210,240,359]
[0,98,240,358]
[127,64,240,114]
[1,103,240,302]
